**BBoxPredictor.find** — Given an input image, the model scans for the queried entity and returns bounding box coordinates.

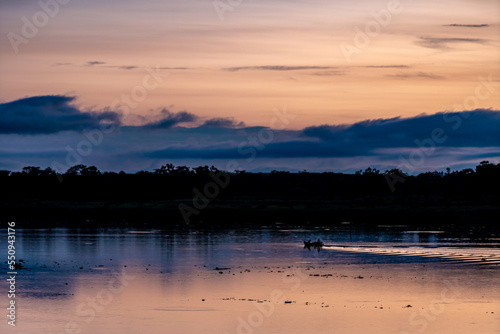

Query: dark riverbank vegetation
[1,161,499,231]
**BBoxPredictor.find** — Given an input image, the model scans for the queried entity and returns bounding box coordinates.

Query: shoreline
[3,199,499,234]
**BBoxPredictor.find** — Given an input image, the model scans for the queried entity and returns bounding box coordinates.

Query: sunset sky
[0,0,499,172]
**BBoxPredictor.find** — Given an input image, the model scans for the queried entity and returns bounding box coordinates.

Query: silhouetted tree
[1,161,499,226]
[154,163,175,175]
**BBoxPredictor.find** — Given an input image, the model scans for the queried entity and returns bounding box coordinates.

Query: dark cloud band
[0,95,120,135]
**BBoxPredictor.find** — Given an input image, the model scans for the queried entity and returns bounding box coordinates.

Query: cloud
[55,62,140,70]
[1,98,499,173]
[202,117,245,128]
[0,95,120,135]
[363,65,411,69]
[302,109,500,150]
[117,66,137,70]
[444,24,489,28]
[86,61,106,66]
[105,65,138,70]
[415,37,487,49]
[223,66,336,72]
[159,67,190,70]
[0,96,242,134]
[388,72,445,80]
[143,110,500,161]
[142,109,198,129]
[144,140,356,160]
[140,112,245,130]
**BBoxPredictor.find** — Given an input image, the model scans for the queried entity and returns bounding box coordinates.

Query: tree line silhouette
[1,161,499,228]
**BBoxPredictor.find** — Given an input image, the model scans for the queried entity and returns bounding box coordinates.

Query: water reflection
[0,228,498,334]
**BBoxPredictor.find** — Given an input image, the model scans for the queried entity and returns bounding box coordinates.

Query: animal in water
[303,239,324,248]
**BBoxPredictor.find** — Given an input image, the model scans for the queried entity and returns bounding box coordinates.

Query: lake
[1,227,499,334]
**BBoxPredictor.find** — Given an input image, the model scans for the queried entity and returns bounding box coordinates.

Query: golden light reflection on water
[1,230,499,334]
[5,263,497,334]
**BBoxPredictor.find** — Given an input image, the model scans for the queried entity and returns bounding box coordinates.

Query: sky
[0,0,499,173]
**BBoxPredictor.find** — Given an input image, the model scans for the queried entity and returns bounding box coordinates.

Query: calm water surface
[1,227,499,334]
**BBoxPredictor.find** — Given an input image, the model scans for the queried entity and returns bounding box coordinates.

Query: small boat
[304,239,324,248]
